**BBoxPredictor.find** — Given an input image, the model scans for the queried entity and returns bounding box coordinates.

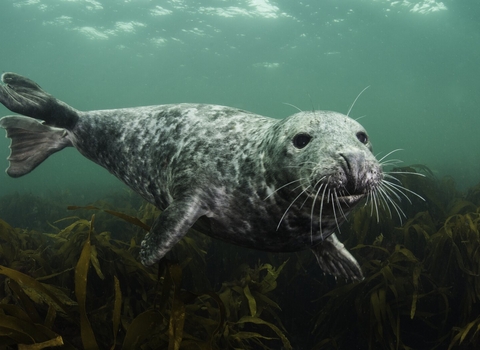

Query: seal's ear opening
[292,133,312,149]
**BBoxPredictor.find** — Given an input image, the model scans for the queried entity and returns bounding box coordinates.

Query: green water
[1,1,480,348]
[0,0,479,195]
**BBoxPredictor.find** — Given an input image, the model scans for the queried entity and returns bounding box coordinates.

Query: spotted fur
[0,73,384,281]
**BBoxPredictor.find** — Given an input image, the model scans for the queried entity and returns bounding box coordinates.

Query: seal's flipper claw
[0,73,78,129]
[139,198,206,266]
[311,234,364,281]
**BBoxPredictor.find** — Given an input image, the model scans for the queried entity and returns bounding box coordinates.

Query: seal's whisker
[365,192,375,220]
[285,165,313,169]
[370,190,375,216]
[377,185,406,223]
[331,190,342,235]
[318,182,329,239]
[380,159,404,167]
[347,86,370,117]
[380,180,403,202]
[374,189,388,212]
[385,171,426,177]
[285,162,316,169]
[354,115,366,121]
[276,186,311,231]
[334,190,348,234]
[386,189,407,222]
[383,173,404,184]
[309,176,327,234]
[378,181,417,225]
[338,189,349,207]
[334,190,348,221]
[283,102,303,113]
[384,172,404,178]
[263,178,305,200]
[366,190,372,204]
[312,176,326,190]
[291,183,306,193]
[381,180,409,203]
[375,193,382,223]
[300,193,311,209]
[382,179,425,202]
[364,190,373,215]
[298,161,318,167]
[310,183,325,242]
[382,172,425,190]
[378,190,392,219]
[375,186,393,218]
[371,189,380,222]
[377,148,404,163]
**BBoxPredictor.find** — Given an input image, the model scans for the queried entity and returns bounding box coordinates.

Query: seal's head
[264,110,383,234]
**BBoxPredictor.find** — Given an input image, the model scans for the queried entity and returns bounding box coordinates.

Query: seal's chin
[337,194,366,205]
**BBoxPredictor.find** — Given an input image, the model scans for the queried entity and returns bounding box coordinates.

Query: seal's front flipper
[140,197,207,266]
[311,234,364,281]
[0,73,78,129]
[0,116,72,177]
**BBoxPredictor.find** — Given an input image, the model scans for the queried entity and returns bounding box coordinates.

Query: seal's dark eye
[292,133,311,149]
[356,132,368,144]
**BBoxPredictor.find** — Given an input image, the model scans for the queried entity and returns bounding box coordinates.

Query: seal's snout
[334,151,382,195]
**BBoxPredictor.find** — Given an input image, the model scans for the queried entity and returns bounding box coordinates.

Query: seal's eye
[292,133,312,149]
[356,132,368,145]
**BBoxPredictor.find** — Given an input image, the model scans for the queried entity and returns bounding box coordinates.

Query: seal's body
[0,73,383,280]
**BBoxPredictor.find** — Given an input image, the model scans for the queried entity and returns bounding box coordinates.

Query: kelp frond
[0,204,290,349]
[1,165,480,349]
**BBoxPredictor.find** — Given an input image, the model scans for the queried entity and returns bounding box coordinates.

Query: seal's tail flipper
[0,72,79,129]
[312,234,364,281]
[0,116,72,177]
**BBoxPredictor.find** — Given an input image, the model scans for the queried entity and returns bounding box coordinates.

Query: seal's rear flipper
[0,73,79,129]
[312,234,364,281]
[0,116,72,177]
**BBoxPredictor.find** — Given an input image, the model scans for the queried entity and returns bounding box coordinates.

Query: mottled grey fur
[0,73,383,281]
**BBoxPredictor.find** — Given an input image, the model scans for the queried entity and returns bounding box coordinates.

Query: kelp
[74,216,98,349]
[2,165,480,349]
[0,199,290,349]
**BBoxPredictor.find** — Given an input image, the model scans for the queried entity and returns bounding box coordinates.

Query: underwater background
[0,0,480,349]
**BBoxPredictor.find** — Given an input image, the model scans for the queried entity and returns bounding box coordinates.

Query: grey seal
[0,73,387,281]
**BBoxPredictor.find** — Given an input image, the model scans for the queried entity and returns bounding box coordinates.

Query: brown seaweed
[0,201,290,349]
[1,167,480,349]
